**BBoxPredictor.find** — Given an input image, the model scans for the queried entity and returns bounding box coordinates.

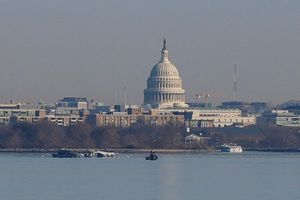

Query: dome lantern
[161,38,169,62]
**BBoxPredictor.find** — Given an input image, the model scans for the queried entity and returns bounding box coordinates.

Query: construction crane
[195,93,210,107]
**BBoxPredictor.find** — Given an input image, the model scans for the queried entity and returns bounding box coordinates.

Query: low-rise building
[0,104,45,125]
[219,101,269,115]
[151,108,256,127]
[257,110,300,127]
[87,112,185,127]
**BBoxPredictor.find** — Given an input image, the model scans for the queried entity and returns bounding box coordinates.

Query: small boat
[219,143,243,153]
[146,151,158,160]
[84,149,116,158]
[52,149,80,158]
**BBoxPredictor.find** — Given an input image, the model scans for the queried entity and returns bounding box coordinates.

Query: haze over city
[0,0,299,105]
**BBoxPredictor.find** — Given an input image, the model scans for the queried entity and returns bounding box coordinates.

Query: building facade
[257,110,300,127]
[151,108,256,128]
[87,112,185,127]
[186,109,256,127]
[46,115,85,126]
[0,104,45,125]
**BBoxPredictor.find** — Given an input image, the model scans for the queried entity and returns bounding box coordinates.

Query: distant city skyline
[0,0,300,105]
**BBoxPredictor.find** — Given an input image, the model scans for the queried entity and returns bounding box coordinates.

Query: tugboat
[145,150,158,160]
[52,149,80,158]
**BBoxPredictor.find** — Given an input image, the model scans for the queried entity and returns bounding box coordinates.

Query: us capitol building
[144,39,188,108]
[0,38,256,128]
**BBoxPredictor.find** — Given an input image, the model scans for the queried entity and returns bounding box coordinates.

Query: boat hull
[146,153,158,160]
[220,144,243,153]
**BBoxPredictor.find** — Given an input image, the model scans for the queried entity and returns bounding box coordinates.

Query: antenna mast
[233,64,237,101]
[124,86,127,107]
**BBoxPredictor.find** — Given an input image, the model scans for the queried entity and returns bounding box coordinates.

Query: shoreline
[0,148,215,153]
[1,148,300,153]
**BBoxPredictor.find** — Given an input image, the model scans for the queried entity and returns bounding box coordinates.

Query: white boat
[95,150,116,157]
[220,144,243,153]
[84,149,116,158]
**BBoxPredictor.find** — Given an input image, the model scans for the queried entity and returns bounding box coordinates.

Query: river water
[0,152,299,200]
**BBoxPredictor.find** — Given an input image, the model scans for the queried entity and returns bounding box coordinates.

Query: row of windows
[102,116,180,121]
[190,118,253,123]
[152,71,178,76]
[0,111,36,117]
[199,114,240,117]
[216,119,251,123]
[148,82,181,88]
[277,117,300,121]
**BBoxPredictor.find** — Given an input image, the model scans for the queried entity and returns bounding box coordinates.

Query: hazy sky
[0,0,300,105]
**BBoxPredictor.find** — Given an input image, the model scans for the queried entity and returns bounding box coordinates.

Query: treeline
[0,121,190,149]
[0,121,300,149]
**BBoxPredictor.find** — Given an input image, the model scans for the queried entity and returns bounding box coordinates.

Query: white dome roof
[150,61,179,77]
[149,39,181,79]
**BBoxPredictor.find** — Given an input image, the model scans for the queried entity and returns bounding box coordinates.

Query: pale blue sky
[0,0,299,105]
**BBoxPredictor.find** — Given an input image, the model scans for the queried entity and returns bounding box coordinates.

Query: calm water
[0,152,299,200]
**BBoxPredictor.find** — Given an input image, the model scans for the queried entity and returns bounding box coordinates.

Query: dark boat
[146,151,158,160]
[52,149,80,158]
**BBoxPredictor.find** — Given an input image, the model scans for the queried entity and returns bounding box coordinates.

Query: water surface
[0,152,299,200]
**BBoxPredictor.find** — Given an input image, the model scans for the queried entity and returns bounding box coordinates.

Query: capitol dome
[144,39,186,108]
[149,61,180,77]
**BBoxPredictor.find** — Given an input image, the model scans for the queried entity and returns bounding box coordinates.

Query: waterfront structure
[257,110,300,127]
[144,39,187,108]
[151,108,256,127]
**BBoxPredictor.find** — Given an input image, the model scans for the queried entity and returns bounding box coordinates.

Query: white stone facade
[144,39,186,108]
